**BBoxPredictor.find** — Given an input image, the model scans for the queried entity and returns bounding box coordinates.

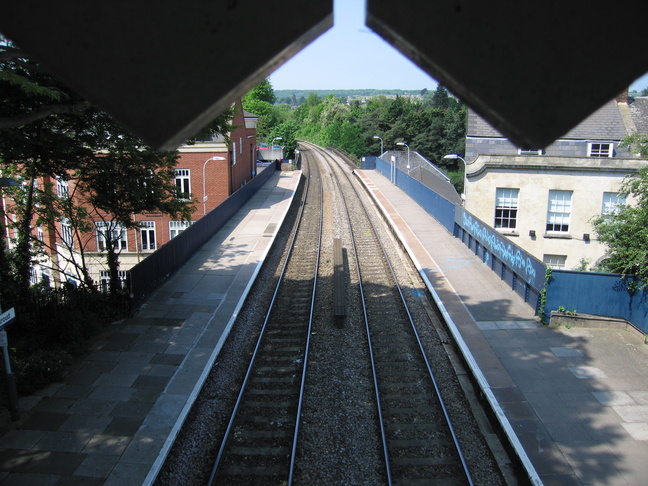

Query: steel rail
[309,143,393,484]
[207,158,322,485]
[288,152,323,485]
[311,142,474,485]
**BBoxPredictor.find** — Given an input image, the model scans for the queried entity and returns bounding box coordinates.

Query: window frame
[546,190,573,234]
[543,254,567,270]
[95,221,128,252]
[494,187,519,230]
[99,270,129,293]
[61,217,74,248]
[588,142,614,157]
[139,221,157,251]
[169,220,194,239]
[174,168,191,200]
[601,192,627,216]
[517,148,544,155]
[56,177,69,198]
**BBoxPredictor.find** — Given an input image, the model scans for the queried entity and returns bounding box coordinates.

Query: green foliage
[557,306,577,315]
[2,285,130,396]
[538,267,553,324]
[573,258,590,271]
[268,121,299,159]
[592,158,648,287]
[621,132,648,159]
[262,81,467,174]
[0,41,232,298]
[245,78,276,105]
[12,348,74,395]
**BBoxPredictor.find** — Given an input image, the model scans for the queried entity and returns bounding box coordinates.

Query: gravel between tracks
[154,148,510,485]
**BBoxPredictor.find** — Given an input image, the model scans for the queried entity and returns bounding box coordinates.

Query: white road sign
[0,308,16,330]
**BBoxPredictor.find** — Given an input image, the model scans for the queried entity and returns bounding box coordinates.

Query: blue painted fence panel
[545,270,648,332]
[456,209,546,292]
[374,157,456,232]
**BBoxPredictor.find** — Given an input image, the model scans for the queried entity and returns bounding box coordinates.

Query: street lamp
[271,137,283,160]
[373,135,384,156]
[443,154,467,203]
[203,155,226,215]
[396,141,410,174]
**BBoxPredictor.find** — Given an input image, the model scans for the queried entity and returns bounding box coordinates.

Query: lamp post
[397,141,410,174]
[373,135,384,156]
[203,156,226,215]
[271,137,282,159]
[443,154,467,203]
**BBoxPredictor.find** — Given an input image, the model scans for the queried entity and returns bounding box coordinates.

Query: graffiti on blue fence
[462,211,538,283]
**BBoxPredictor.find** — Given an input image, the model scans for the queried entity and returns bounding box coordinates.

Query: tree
[268,121,299,159]
[431,85,450,110]
[0,40,227,299]
[592,133,648,287]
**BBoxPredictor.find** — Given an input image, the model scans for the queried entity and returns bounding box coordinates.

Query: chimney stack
[616,89,629,104]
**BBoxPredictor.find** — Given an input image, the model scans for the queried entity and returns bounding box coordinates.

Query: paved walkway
[1,166,647,485]
[357,169,648,486]
[0,170,301,486]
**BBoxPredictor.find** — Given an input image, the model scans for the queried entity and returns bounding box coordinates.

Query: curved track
[303,141,473,485]
[208,159,323,485]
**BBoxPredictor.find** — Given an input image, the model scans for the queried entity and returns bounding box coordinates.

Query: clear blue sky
[270,0,648,93]
[269,0,437,91]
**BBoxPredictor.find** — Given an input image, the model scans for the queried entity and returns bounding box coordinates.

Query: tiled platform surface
[1,165,648,485]
[0,170,301,486]
[356,169,648,486]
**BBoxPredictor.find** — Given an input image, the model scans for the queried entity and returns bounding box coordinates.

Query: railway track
[207,159,323,485]
[159,142,508,486]
[307,142,473,485]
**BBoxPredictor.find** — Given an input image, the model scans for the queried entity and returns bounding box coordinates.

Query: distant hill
[274,88,431,103]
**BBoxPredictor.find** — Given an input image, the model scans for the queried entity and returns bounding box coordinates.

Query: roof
[469,99,632,141]
[629,97,648,134]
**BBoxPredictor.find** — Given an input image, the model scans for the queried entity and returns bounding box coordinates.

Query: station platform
[356,169,648,486]
[0,169,302,485]
[1,166,647,485]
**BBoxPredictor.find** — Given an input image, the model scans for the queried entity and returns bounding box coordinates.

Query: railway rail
[155,142,508,486]
[207,159,323,485]
[308,142,473,485]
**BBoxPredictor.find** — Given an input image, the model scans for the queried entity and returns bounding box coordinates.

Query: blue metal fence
[364,156,544,311]
[454,208,546,306]
[361,157,648,325]
[374,156,456,232]
[545,270,648,332]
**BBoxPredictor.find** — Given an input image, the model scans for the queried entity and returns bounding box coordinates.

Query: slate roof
[468,99,632,140]
[629,97,648,134]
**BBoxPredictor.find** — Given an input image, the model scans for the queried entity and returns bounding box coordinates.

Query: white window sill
[544,233,572,239]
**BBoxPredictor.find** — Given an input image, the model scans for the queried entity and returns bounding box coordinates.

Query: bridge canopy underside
[1,1,646,151]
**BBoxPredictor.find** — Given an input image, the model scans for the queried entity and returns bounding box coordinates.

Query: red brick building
[16,99,258,290]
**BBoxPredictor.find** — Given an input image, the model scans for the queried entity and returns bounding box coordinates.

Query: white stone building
[463,93,648,270]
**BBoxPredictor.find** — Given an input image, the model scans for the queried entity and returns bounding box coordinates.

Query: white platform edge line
[353,169,543,486]
[141,172,300,486]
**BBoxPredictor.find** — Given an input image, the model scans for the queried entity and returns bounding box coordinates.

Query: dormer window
[588,142,614,157]
[518,148,544,155]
